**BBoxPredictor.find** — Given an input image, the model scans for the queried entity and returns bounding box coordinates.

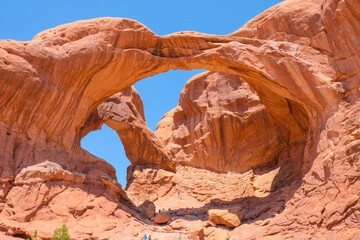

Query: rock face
[0,0,359,239]
[156,71,284,173]
[126,164,175,205]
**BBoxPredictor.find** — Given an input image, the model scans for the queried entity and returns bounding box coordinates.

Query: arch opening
[81,124,130,187]
[80,69,207,187]
[80,67,311,174]
[133,69,207,132]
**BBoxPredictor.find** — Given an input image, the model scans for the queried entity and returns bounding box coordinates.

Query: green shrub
[51,224,72,240]
[140,207,147,219]
[27,230,42,240]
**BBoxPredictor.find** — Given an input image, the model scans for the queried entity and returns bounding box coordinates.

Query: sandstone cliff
[0,0,359,238]
[155,71,285,173]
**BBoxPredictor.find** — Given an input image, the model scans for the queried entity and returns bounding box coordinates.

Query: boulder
[208,209,241,228]
[188,221,205,240]
[138,200,155,219]
[206,228,230,240]
[153,212,171,224]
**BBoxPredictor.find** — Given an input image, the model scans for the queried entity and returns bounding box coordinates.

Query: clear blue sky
[1,0,283,187]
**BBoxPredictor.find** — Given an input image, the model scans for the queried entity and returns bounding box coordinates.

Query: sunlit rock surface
[0,0,359,238]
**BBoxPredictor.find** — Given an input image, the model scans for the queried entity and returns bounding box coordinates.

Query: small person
[162,208,165,213]
[194,210,198,217]
[178,191,180,199]
[148,235,152,240]
[144,234,147,240]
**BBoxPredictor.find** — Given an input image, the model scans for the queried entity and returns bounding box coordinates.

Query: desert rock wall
[0,0,359,238]
[156,71,286,173]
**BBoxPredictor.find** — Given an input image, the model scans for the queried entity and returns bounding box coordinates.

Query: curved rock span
[0,0,360,239]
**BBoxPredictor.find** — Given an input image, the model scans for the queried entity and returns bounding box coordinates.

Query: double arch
[0,17,338,176]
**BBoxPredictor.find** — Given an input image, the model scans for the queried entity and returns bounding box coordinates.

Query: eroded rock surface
[138,200,155,219]
[81,86,174,171]
[156,71,285,173]
[208,209,241,228]
[153,212,171,224]
[0,0,359,239]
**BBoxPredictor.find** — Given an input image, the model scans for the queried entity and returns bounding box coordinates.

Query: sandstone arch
[0,0,359,238]
[0,14,337,153]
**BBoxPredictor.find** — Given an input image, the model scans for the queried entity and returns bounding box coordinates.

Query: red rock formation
[125,72,297,225]
[81,86,174,171]
[206,228,230,240]
[153,212,171,224]
[208,209,241,228]
[0,0,359,238]
[189,221,205,240]
[138,200,156,220]
[156,71,285,173]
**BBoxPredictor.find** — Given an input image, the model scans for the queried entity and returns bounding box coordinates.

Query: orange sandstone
[0,0,359,239]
